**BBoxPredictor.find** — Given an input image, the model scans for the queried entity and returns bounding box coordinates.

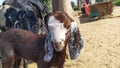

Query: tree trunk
[52,0,73,16]
[78,0,81,10]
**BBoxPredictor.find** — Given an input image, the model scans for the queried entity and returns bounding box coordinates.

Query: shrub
[114,0,120,6]
[74,5,79,11]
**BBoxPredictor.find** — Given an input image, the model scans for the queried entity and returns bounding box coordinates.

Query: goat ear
[44,30,53,62]
[68,21,84,60]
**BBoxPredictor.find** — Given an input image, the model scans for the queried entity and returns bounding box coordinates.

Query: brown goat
[0,29,68,68]
[0,11,83,68]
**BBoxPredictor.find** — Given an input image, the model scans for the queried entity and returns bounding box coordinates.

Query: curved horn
[68,21,84,60]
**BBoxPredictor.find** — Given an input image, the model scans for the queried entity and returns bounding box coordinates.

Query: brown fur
[0,28,68,68]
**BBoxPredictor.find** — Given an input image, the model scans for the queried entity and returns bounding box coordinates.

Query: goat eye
[61,39,64,41]
[67,25,70,29]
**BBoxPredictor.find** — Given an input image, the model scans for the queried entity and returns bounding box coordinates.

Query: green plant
[71,1,75,8]
[74,5,79,11]
[39,0,52,12]
[71,1,79,11]
[114,0,120,6]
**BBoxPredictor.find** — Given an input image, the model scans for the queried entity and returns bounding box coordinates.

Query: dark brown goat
[0,29,46,68]
[0,29,67,68]
[0,11,83,68]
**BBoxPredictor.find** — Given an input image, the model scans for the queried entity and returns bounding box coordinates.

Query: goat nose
[56,42,62,46]
[54,42,64,51]
[54,42,62,49]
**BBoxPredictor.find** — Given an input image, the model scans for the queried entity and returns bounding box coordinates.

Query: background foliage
[39,0,52,11]
[114,0,120,6]
[71,1,78,10]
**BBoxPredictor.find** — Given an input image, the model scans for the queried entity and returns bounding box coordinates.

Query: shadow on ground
[79,14,120,24]
[79,15,99,24]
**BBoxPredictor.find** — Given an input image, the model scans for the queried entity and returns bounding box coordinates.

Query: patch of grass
[74,5,79,11]
[114,0,120,6]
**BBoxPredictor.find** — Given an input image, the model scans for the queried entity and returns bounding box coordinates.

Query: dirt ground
[63,6,120,68]
[27,6,120,68]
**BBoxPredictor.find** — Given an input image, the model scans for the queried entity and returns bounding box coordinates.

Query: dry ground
[63,6,120,68]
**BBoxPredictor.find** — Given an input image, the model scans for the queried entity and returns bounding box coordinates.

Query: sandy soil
[63,6,120,68]
[65,6,120,68]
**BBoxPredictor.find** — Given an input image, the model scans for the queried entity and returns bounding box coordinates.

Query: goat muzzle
[53,42,64,52]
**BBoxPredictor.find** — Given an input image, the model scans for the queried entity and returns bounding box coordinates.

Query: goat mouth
[53,44,64,52]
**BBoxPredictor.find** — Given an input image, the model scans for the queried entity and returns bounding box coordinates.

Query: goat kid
[44,11,84,62]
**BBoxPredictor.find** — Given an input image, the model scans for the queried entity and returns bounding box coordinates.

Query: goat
[3,0,49,34]
[0,11,83,68]
[0,5,41,34]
